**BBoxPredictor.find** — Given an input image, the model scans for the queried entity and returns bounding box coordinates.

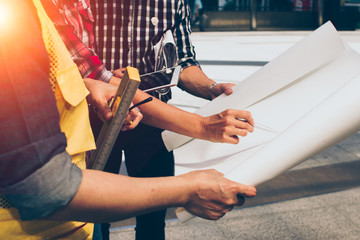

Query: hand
[209,83,235,100]
[200,109,254,144]
[112,67,126,79]
[121,103,143,131]
[180,169,256,220]
[83,78,117,121]
[179,66,235,100]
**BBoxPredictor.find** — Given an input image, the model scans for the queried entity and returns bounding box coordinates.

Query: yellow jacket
[0,0,95,239]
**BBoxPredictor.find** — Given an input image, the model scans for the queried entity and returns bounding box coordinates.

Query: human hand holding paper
[208,82,235,100]
[168,21,360,222]
[200,109,254,144]
[179,169,256,220]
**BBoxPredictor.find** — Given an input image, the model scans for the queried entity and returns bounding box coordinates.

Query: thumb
[98,100,113,120]
[221,84,233,95]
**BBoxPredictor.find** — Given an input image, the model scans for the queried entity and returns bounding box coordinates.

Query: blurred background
[188,0,360,32]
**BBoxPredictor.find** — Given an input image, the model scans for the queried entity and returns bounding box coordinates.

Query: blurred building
[194,0,360,31]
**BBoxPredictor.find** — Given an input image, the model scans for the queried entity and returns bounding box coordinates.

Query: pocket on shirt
[56,64,89,107]
[55,64,95,156]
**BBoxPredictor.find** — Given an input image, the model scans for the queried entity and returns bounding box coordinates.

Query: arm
[0,1,68,188]
[47,168,256,222]
[45,2,143,127]
[83,78,143,130]
[111,68,254,142]
[0,1,77,221]
[175,1,234,100]
[49,0,252,142]
[83,78,116,120]
[44,0,113,83]
[179,65,235,100]
[133,90,254,144]
[1,2,256,223]
[107,74,254,144]
[1,34,255,222]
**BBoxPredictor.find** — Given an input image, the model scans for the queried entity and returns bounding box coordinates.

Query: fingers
[226,110,254,132]
[209,83,235,99]
[185,202,231,221]
[213,174,256,211]
[94,99,113,121]
[240,184,257,198]
[233,109,255,127]
[84,78,118,121]
[204,109,254,144]
[186,194,245,221]
[233,185,256,208]
[121,106,143,131]
[204,193,253,220]
[219,83,234,95]
[112,68,126,78]
[211,183,255,216]
[182,169,256,221]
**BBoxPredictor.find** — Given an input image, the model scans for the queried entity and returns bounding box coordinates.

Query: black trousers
[90,113,174,240]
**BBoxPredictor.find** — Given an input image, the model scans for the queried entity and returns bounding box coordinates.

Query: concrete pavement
[110,30,360,240]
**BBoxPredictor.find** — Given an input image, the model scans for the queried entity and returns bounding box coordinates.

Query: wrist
[208,82,217,100]
[175,173,200,206]
[190,113,208,140]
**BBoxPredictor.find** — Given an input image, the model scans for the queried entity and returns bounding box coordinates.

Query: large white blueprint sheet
[162,21,360,186]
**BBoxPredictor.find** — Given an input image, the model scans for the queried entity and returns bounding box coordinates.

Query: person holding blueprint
[163,21,360,222]
[91,1,253,239]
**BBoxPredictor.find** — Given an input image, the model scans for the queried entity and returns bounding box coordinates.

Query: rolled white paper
[171,22,360,223]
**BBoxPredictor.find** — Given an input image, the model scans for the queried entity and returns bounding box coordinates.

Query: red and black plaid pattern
[91,0,199,75]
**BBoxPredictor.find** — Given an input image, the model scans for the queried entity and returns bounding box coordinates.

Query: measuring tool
[87,67,141,170]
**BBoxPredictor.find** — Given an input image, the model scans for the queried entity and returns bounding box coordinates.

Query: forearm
[107,77,251,143]
[178,66,215,100]
[95,75,205,137]
[109,75,121,86]
[47,169,191,222]
[133,90,206,139]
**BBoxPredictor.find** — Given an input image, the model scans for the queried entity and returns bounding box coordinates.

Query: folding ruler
[87,67,140,170]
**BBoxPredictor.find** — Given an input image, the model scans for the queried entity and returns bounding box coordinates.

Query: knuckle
[220,132,228,140]
[242,110,251,116]
[239,130,248,137]
[224,198,235,206]
[222,109,231,116]
[223,118,231,125]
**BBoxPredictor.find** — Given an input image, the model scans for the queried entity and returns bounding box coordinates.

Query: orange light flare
[0,2,12,31]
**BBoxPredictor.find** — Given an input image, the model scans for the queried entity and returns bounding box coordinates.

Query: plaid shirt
[48,0,112,82]
[91,0,199,75]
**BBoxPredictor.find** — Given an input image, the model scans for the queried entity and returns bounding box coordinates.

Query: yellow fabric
[0,153,93,240]
[0,207,93,240]
[36,0,96,156]
[0,0,96,239]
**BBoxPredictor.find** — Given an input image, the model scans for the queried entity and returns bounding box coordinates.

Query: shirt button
[151,17,159,26]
